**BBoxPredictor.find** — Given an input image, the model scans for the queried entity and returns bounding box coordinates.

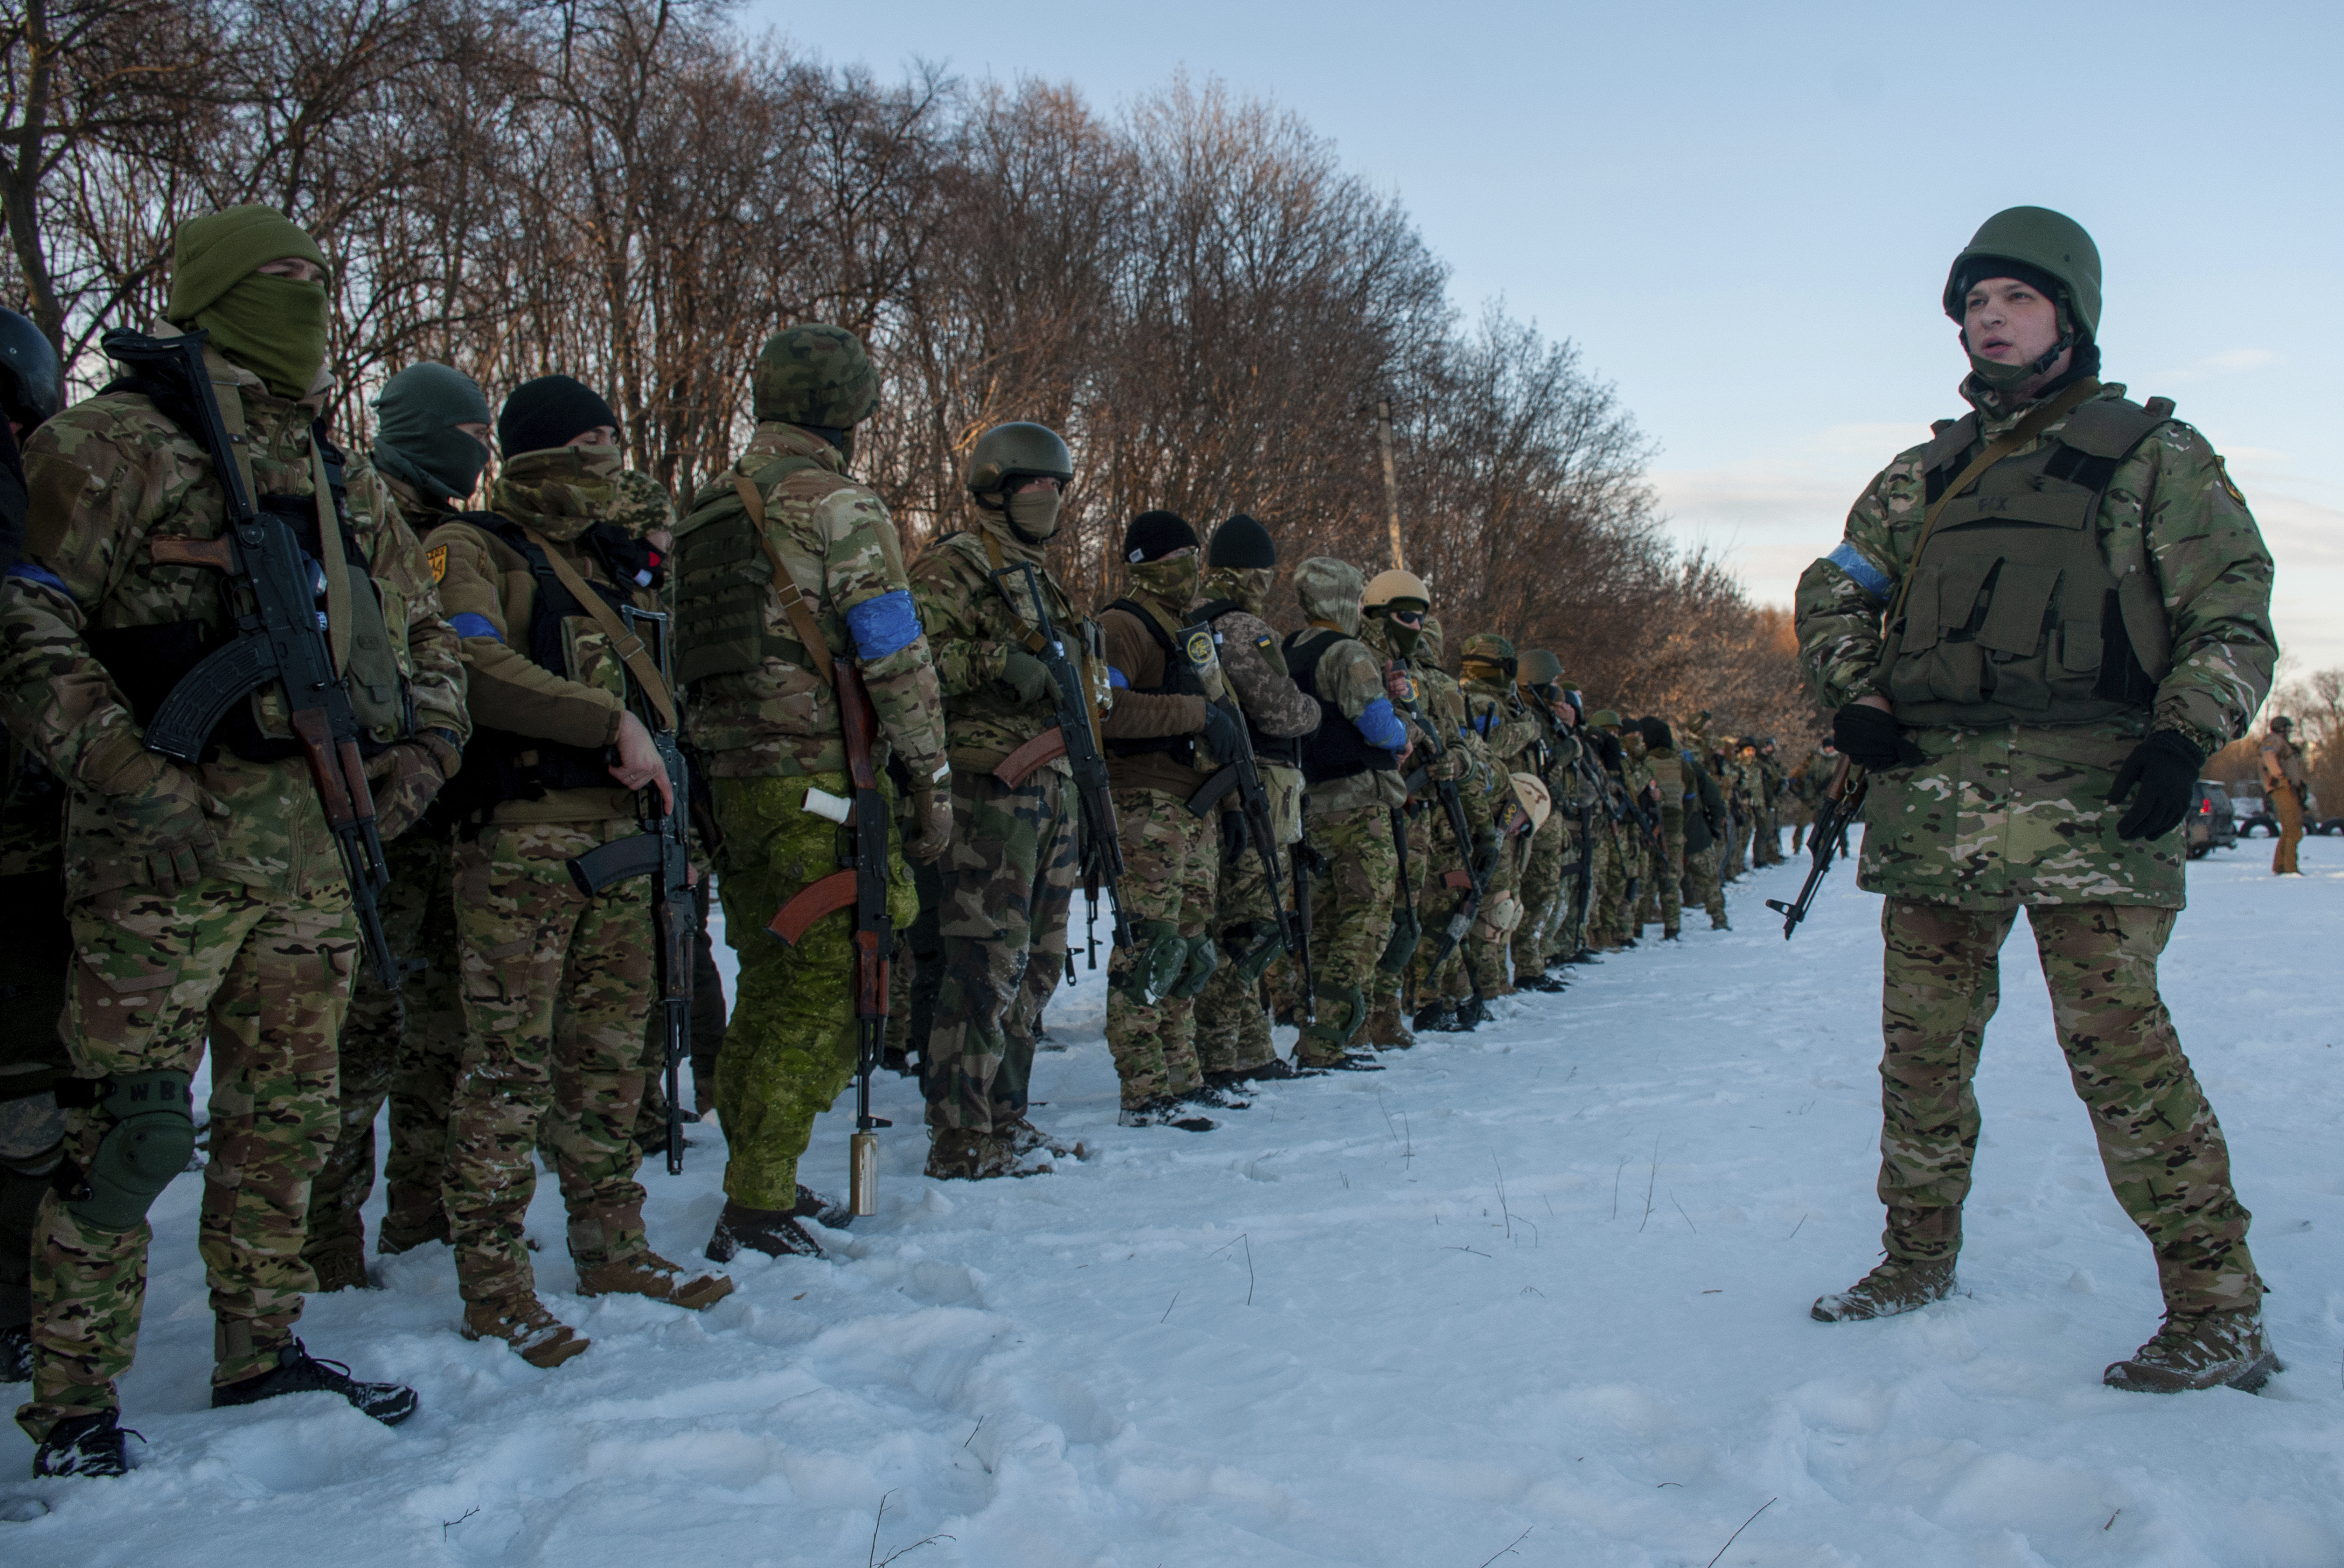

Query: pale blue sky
[749,0,2344,672]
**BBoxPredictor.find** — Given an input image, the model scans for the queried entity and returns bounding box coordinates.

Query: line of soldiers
[0,202,1814,1483]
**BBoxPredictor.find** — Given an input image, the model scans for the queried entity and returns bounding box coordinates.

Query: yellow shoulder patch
[2213,455,2247,506]
[427,544,449,582]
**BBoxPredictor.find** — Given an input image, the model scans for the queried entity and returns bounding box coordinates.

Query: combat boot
[1710,917,1731,931]
[461,1295,589,1368]
[1002,1118,1077,1159]
[1446,995,1487,1032]
[2103,1307,2281,1393]
[1118,1096,1217,1131]
[1810,1257,1958,1322]
[374,1190,449,1256]
[1366,997,1416,1050]
[1517,969,1568,993]
[32,1409,139,1479]
[793,1183,855,1229]
[1411,999,1458,1034]
[306,1232,371,1294]
[1182,1082,1251,1111]
[2,1321,33,1382]
[706,1201,824,1261]
[213,1340,419,1423]
[575,1251,735,1310]
[926,1127,1052,1180]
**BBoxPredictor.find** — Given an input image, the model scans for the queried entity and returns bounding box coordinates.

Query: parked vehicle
[2187,780,2238,859]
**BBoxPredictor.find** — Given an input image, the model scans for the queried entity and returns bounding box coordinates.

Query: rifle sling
[519,525,677,732]
[979,529,1109,763]
[732,474,837,690]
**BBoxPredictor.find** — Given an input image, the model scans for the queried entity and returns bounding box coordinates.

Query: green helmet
[1460,632,1516,678]
[1518,648,1562,685]
[1587,708,1621,731]
[1942,206,2103,341]
[967,421,1073,495]
[753,325,880,429]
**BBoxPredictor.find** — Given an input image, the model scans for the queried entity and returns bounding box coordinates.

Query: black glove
[1833,703,1923,770]
[999,648,1057,707]
[2108,729,2203,841]
[1201,700,1246,763]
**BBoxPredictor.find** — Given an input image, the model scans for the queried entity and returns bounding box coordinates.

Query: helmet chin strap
[1964,302,2079,391]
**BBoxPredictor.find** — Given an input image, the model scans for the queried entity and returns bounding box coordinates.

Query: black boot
[1182,1083,1251,1111]
[1118,1096,1217,1131]
[33,1409,140,1478]
[1411,1000,1458,1033]
[706,1201,825,1261]
[211,1340,418,1425]
[1518,972,1568,993]
[792,1184,853,1230]
[0,1322,30,1383]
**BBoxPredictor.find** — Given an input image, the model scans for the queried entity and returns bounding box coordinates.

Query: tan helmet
[1508,770,1552,833]
[1363,567,1430,615]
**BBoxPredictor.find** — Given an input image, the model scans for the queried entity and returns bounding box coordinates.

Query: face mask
[489,445,623,542]
[1129,555,1199,607]
[196,273,329,399]
[1005,488,1061,541]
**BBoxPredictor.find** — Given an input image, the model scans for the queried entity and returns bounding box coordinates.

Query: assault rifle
[1291,839,1324,1024]
[987,561,1130,968]
[768,662,893,1215]
[1184,673,1297,967]
[565,608,694,1175]
[1766,757,1870,940]
[117,328,411,990]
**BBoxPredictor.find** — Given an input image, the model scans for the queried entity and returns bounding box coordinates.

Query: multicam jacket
[680,422,946,785]
[909,516,1101,776]
[0,346,466,902]
[1797,377,2276,909]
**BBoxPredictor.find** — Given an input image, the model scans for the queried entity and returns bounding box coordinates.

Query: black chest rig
[1286,628,1395,786]
[1881,395,2172,727]
[1104,597,1213,766]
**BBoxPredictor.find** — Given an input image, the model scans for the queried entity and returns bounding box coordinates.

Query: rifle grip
[150,536,234,572]
[767,868,856,945]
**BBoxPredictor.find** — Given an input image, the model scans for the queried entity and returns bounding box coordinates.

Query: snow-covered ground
[8,833,2344,1565]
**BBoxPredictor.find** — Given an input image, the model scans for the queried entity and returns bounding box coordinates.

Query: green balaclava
[165,205,332,399]
[1202,565,1274,617]
[372,362,493,509]
[1130,555,1199,609]
[488,445,623,543]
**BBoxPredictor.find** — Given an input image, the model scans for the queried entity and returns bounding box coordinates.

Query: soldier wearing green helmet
[904,419,1103,1177]
[1796,207,2281,1393]
[674,324,953,1258]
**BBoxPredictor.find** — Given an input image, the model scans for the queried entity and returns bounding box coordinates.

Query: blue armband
[845,589,922,661]
[1354,696,1407,752]
[447,611,502,642]
[1107,666,1130,690]
[5,562,68,595]
[1825,541,1895,605]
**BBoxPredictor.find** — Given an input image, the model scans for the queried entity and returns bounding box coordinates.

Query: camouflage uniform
[1458,637,1535,985]
[1627,732,1683,937]
[425,445,689,1317]
[1755,745,1788,865]
[1356,610,1443,1027]
[908,519,1090,1133]
[1677,747,1729,927]
[1289,560,1408,1061]
[1,345,466,1440]
[1099,558,1231,1107]
[0,742,69,1367]
[1797,376,2276,1319]
[1190,565,1318,1076]
[679,398,946,1216]
[1407,617,1495,1009]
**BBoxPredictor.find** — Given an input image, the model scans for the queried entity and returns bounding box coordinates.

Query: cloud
[2149,347,2282,385]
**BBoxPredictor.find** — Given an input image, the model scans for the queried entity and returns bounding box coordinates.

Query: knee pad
[1116,920,1187,1004]
[1169,937,1220,1000]
[1228,924,1284,987]
[1302,983,1366,1048]
[1377,909,1423,975]
[68,1070,195,1233]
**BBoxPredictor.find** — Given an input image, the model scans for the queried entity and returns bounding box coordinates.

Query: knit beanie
[1207,513,1276,569]
[498,374,618,457]
[1123,509,1198,564]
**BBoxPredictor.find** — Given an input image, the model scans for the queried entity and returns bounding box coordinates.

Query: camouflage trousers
[1512,805,1567,976]
[445,819,654,1304]
[0,867,71,1336]
[631,877,731,1142]
[376,844,466,1249]
[303,830,459,1273]
[1466,840,1527,992]
[1378,806,1433,1006]
[886,849,946,1071]
[1876,896,2260,1316]
[1105,787,1218,1106]
[1654,806,1685,935]
[1596,819,1637,945]
[1682,828,1726,924]
[1409,807,1478,1003]
[713,773,918,1211]
[1300,803,1397,1061]
[1755,806,1785,866]
[1194,815,1286,1076]
[923,764,1077,1132]
[18,879,357,1440]
[1725,812,1749,879]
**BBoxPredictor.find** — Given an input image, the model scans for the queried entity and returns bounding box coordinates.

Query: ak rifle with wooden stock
[114,326,412,990]
[1766,756,1869,940]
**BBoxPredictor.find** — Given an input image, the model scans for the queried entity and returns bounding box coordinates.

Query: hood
[1294,555,1363,636]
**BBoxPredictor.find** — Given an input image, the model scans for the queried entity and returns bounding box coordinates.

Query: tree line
[0,0,1817,743]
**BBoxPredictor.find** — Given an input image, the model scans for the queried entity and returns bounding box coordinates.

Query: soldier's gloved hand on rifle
[905,783,954,863]
[365,731,461,842]
[105,756,225,895]
[1832,698,1924,770]
[2108,728,2203,841]
[1201,700,1246,763]
[999,647,1057,707]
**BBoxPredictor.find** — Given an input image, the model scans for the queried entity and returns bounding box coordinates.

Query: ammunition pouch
[1169,936,1220,999]
[1117,918,1188,1005]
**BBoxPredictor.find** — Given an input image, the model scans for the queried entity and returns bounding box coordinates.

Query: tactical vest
[1194,597,1303,769]
[669,453,826,687]
[1880,395,2172,727]
[85,384,411,760]
[1287,628,1397,787]
[433,515,642,823]
[1103,597,1213,766]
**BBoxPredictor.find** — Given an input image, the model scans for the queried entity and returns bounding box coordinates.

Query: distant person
[2259,716,2307,874]
[1795,207,2281,1392]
